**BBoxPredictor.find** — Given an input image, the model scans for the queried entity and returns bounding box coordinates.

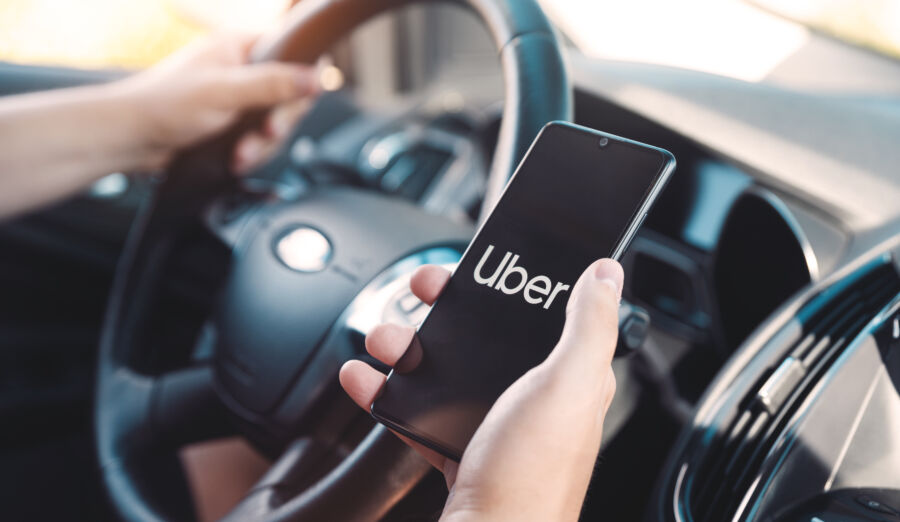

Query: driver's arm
[0,33,320,221]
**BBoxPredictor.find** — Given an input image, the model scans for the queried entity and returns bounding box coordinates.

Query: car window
[0,0,290,69]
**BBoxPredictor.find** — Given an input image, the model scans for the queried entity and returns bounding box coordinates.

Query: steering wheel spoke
[201,190,259,250]
[99,365,234,463]
[96,363,237,521]
[149,365,234,448]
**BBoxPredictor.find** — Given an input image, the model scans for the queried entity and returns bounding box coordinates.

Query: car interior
[2,0,900,520]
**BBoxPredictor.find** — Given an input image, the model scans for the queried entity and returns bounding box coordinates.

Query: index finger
[409,265,451,305]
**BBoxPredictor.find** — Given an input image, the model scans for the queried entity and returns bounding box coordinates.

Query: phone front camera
[598,137,609,148]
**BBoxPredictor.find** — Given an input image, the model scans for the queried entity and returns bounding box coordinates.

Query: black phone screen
[371,122,674,459]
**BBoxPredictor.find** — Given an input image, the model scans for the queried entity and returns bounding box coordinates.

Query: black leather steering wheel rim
[96,1,571,520]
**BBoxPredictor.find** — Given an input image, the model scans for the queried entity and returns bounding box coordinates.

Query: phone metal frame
[370,120,677,460]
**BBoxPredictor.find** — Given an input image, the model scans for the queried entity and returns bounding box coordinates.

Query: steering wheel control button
[397,291,423,314]
[391,288,429,326]
[274,225,333,273]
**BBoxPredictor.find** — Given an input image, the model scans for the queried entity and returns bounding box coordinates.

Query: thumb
[219,63,320,110]
[547,259,623,370]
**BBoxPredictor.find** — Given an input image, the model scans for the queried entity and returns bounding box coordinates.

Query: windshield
[3,0,897,76]
[540,0,900,82]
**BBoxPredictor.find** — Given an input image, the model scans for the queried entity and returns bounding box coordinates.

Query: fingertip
[271,64,321,102]
[585,274,621,318]
[338,359,356,389]
[289,64,322,97]
[339,359,385,410]
[365,323,415,365]
[557,260,622,362]
[409,265,451,305]
[338,359,364,394]
[221,62,317,110]
[592,258,624,301]
[568,258,623,311]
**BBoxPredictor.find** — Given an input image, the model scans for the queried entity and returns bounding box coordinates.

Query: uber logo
[473,245,570,310]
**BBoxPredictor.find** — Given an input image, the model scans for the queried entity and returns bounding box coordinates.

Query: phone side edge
[370,400,464,461]
[609,150,676,261]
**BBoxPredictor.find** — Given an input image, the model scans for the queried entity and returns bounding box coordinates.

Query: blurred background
[2,0,899,90]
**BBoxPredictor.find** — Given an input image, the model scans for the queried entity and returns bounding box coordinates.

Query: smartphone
[371,121,675,460]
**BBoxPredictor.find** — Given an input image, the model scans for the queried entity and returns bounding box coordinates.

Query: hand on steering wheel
[340,259,623,521]
[116,32,321,174]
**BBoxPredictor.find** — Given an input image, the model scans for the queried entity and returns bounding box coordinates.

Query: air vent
[687,261,900,522]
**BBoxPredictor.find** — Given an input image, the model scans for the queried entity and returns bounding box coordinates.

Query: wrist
[103,78,171,172]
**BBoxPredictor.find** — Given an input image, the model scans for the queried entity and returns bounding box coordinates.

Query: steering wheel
[95,0,571,520]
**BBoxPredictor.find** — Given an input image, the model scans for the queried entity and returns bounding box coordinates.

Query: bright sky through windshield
[540,0,810,82]
[0,0,288,68]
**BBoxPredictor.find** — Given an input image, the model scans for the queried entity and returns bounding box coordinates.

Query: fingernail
[594,259,624,300]
[294,66,321,94]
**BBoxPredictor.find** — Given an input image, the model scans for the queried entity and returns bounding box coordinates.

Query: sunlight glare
[541,0,810,82]
[0,0,291,68]
[173,0,290,33]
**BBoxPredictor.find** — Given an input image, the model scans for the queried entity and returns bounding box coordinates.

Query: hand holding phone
[341,121,674,518]
[370,122,674,459]
[340,258,624,521]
